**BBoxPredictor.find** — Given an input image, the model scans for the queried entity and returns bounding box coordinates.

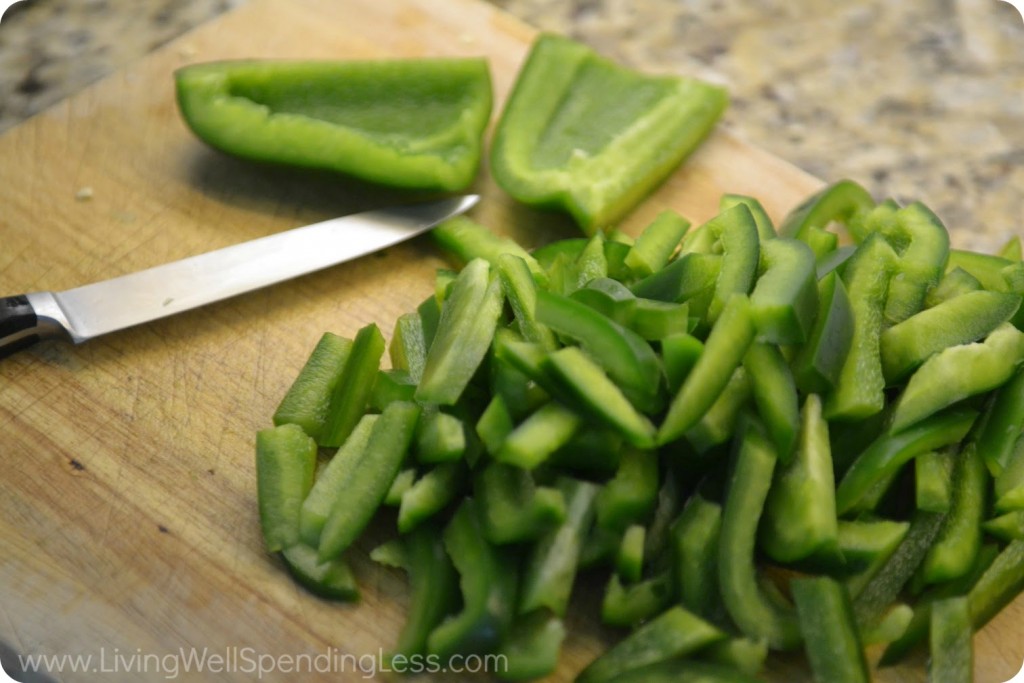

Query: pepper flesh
[176,58,492,191]
[490,33,727,234]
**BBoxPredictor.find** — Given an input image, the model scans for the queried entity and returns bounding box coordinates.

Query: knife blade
[0,195,479,359]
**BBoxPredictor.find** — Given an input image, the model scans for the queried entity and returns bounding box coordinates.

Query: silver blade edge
[29,195,478,343]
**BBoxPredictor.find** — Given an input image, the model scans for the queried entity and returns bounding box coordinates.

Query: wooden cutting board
[0,0,1020,680]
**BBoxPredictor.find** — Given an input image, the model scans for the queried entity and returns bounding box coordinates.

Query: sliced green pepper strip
[718,420,802,651]
[890,322,1024,433]
[659,294,756,445]
[721,193,776,241]
[548,427,624,476]
[824,233,897,421]
[925,267,983,307]
[779,178,874,246]
[576,606,727,683]
[995,432,1024,511]
[495,611,566,681]
[875,202,950,324]
[625,210,691,277]
[490,33,727,234]
[835,407,976,515]
[915,448,955,513]
[476,462,566,545]
[175,58,492,191]
[497,253,558,349]
[760,394,838,564]
[397,461,467,533]
[532,238,587,270]
[700,638,768,678]
[299,415,377,546]
[368,369,417,412]
[748,237,818,345]
[417,258,505,405]
[571,277,637,325]
[630,251,722,305]
[919,442,988,585]
[541,347,658,448]
[791,270,854,395]
[320,323,385,447]
[840,520,911,597]
[601,571,674,627]
[946,249,1020,292]
[852,510,947,626]
[255,423,317,552]
[433,216,546,282]
[816,243,856,278]
[273,332,352,439]
[595,448,660,531]
[616,524,646,583]
[743,342,800,460]
[880,290,1021,384]
[519,477,600,617]
[390,312,428,384]
[427,498,518,659]
[415,410,466,464]
[535,289,663,414]
[983,510,1024,541]
[700,204,761,323]
[384,467,417,506]
[475,394,515,456]
[571,233,609,292]
[390,526,459,660]
[280,544,359,601]
[878,543,998,666]
[685,367,751,454]
[661,332,704,395]
[628,299,692,341]
[929,597,973,683]
[318,401,421,561]
[968,538,1024,630]
[671,494,724,620]
[791,577,870,683]
[490,353,549,422]
[498,400,583,470]
[978,365,1024,477]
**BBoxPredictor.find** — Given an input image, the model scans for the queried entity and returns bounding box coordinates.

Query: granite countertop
[0,0,1021,250]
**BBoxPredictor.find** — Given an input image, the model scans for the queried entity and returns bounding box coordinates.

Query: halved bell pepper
[176,58,492,191]
[490,33,727,234]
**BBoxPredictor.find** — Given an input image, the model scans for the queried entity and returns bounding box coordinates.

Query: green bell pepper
[427,499,518,659]
[320,323,385,448]
[495,611,566,681]
[519,477,600,617]
[176,58,492,191]
[272,332,352,440]
[624,210,691,278]
[318,401,421,561]
[475,462,566,545]
[255,423,318,552]
[748,237,818,345]
[491,33,727,234]
[929,597,973,683]
[978,365,1024,477]
[718,418,802,651]
[390,526,459,660]
[879,290,1021,384]
[791,577,870,683]
[760,394,838,564]
[791,270,854,395]
[576,606,727,683]
[659,294,756,445]
[601,571,674,627]
[889,322,1024,433]
[779,179,874,255]
[416,258,505,406]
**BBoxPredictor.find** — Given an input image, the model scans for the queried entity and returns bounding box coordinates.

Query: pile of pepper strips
[256,179,1024,682]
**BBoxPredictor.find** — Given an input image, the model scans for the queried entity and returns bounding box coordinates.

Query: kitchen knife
[0,195,479,359]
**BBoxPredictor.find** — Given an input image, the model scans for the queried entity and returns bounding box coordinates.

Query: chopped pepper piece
[929,597,973,683]
[576,606,727,683]
[791,577,870,683]
[491,33,727,234]
[255,423,317,552]
[272,332,352,439]
[176,58,492,191]
[390,526,459,660]
[890,322,1024,433]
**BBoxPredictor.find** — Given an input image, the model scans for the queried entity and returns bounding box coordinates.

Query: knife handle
[0,293,67,359]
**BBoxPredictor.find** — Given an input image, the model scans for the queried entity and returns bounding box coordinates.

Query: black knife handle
[0,294,42,359]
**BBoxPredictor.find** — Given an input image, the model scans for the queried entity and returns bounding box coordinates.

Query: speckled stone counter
[1,0,1022,249]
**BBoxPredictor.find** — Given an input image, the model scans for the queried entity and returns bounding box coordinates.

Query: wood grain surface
[0,0,1020,681]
